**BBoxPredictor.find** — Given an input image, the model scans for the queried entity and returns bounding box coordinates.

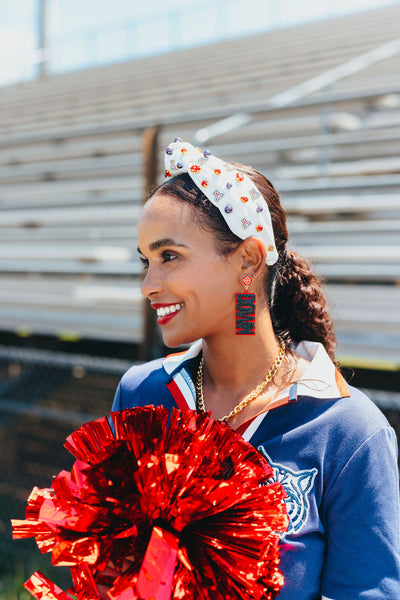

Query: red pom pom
[12,407,288,600]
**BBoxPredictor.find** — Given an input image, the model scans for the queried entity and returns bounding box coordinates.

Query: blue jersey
[112,340,400,599]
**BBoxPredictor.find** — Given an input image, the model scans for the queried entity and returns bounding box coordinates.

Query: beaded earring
[235,275,256,335]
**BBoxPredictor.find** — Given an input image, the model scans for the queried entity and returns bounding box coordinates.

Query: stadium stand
[0,3,400,366]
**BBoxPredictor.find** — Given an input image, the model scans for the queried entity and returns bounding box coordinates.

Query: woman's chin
[162,330,198,349]
[163,339,181,349]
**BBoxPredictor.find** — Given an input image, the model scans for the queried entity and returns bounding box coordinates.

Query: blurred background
[1,0,400,595]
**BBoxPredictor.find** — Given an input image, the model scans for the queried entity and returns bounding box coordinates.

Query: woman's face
[137,192,242,347]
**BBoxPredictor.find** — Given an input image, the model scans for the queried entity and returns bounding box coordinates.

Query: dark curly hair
[149,165,337,363]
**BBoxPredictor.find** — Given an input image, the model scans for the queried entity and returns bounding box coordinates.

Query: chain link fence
[0,345,133,598]
[1,345,399,597]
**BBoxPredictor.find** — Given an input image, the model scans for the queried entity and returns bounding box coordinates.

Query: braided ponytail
[270,250,337,362]
[229,163,338,363]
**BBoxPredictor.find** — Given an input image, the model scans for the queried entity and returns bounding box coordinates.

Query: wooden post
[38,0,48,78]
[139,126,162,361]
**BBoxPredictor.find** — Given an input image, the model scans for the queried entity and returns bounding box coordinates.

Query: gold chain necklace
[196,338,286,422]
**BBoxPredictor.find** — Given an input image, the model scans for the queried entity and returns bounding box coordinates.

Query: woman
[112,139,400,599]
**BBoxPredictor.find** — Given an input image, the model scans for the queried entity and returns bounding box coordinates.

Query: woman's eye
[139,256,149,269]
[161,251,177,263]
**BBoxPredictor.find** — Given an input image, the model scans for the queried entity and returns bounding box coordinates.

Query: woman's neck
[197,313,310,427]
[201,310,281,397]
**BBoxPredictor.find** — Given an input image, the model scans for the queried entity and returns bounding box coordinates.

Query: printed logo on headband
[164,140,279,266]
[213,190,224,202]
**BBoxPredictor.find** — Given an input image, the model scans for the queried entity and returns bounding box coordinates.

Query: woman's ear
[239,237,267,281]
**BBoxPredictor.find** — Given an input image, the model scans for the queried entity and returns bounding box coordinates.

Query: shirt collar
[285,340,350,400]
[162,339,203,376]
[162,339,349,400]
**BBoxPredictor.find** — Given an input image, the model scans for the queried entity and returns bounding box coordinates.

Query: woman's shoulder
[329,383,390,434]
[293,383,396,465]
[293,383,391,448]
[113,346,200,412]
[118,357,167,392]
[113,357,172,412]
[292,341,391,438]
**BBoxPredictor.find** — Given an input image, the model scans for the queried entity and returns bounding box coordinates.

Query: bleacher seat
[1,3,400,365]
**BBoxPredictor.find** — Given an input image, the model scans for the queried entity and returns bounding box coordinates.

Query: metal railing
[195,35,400,142]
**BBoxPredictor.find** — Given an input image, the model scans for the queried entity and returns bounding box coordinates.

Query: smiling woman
[112,139,400,599]
[138,192,246,349]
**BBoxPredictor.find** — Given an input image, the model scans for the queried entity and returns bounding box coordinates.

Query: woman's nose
[141,266,163,298]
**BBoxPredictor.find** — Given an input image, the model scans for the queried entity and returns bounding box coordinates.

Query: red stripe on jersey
[166,378,190,411]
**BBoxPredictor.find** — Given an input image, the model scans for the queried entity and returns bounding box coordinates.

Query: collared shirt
[112,341,400,600]
[162,339,351,439]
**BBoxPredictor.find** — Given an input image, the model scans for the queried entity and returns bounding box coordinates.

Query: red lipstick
[152,303,184,325]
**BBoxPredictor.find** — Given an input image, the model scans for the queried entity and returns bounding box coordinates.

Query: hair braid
[271,250,337,363]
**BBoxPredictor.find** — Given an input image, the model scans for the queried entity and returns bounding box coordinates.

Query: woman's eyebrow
[137,238,188,254]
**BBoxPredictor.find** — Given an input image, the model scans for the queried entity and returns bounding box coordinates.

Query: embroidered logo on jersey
[258,447,317,535]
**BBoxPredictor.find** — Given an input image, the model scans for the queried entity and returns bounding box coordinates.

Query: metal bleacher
[0,4,400,366]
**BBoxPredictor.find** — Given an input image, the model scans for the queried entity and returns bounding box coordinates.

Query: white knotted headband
[164,139,278,266]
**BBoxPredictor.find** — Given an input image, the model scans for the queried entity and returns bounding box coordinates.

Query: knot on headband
[164,139,278,266]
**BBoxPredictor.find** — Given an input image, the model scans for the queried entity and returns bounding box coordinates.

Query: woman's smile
[152,302,185,324]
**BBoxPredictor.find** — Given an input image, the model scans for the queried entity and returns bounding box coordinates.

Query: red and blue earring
[235,275,256,335]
